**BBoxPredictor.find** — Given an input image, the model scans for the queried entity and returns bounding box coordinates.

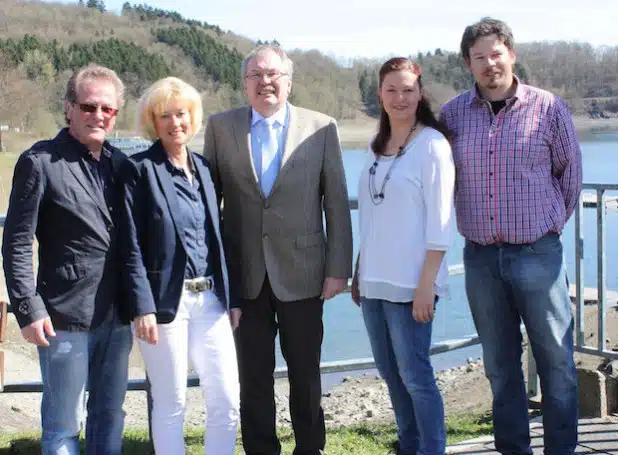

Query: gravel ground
[0,313,491,435]
[2,298,615,435]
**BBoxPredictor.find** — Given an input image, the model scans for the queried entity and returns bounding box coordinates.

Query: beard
[483,71,503,90]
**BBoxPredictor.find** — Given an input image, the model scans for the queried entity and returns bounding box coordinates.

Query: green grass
[445,412,494,442]
[0,413,493,454]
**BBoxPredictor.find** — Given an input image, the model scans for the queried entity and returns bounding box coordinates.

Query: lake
[111,130,618,372]
[317,130,618,372]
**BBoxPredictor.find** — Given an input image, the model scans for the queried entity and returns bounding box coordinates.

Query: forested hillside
[357,46,618,117]
[0,0,616,138]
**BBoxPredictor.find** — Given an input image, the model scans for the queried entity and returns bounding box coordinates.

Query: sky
[60,0,618,59]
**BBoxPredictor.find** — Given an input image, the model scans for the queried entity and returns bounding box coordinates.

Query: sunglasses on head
[75,103,119,117]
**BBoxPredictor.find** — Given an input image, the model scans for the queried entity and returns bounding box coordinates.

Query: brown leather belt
[184,277,214,293]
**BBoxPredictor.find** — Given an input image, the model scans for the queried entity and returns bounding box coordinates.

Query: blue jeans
[361,298,445,455]
[37,315,133,455]
[464,233,578,455]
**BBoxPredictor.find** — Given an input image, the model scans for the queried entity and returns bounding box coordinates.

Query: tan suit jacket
[204,104,353,302]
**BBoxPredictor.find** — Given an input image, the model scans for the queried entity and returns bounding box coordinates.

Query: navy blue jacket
[118,141,232,324]
[2,129,128,331]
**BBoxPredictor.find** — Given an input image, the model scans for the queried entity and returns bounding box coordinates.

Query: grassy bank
[0,412,493,454]
[2,113,616,159]
[0,132,42,157]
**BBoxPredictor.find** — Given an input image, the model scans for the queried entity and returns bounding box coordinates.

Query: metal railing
[2,188,616,433]
[0,198,479,444]
[0,199,475,393]
[526,185,618,396]
[575,185,618,357]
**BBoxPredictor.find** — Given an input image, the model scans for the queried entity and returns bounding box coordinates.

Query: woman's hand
[135,313,158,344]
[412,282,435,323]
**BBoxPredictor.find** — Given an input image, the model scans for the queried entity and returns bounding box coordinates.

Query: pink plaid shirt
[440,79,582,245]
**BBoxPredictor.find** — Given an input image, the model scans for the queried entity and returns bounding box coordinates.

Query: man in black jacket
[2,64,132,455]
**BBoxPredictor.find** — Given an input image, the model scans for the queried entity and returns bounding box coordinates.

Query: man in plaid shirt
[440,17,582,455]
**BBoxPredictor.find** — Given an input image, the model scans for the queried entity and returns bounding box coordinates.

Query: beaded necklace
[368,122,418,205]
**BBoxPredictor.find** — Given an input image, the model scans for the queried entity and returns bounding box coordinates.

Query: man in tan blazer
[204,44,353,455]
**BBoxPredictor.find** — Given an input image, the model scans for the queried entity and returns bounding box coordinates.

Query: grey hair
[240,44,294,85]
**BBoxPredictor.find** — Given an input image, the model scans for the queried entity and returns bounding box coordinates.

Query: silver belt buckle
[184,277,213,293]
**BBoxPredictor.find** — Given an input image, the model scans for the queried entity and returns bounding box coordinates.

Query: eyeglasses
[245,70,288,82]
[75,103,119,118]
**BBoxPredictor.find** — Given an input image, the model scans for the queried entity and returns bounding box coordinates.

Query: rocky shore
[4,299,617,435]
[0,328,491,434]
[274,358,488,430]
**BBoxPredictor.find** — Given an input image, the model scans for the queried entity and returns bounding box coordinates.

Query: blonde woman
[118,77,240,454]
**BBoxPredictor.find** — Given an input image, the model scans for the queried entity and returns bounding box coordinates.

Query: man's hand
[229,308,242,331]
[21,317,56,346]
[321,277,348,300]
[135,313,158,345]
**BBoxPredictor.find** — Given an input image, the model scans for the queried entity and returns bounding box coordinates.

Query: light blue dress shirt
[250,104,289,196]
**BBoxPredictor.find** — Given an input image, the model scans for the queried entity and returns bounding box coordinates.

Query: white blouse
[357,127,455,302]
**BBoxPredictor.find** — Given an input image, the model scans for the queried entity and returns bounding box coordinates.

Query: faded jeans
[37,314,132,455]
[464,232,578,455]
[361,298,445,455]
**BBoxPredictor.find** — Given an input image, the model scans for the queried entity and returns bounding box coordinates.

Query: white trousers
[137,288,240,455]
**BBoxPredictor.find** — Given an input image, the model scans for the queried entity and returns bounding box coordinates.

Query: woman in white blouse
[351,57,455,455]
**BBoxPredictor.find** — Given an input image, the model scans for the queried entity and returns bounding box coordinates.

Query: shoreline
[0,334,490,433]
[2,292,616,433]
[2,116,616,156]
[337,115,618,149]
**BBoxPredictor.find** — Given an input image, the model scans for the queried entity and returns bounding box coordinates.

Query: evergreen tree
[154,26,243,89]
[86,0,106,13]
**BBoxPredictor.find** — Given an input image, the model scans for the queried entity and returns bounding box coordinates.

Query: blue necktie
[260,119,280,196]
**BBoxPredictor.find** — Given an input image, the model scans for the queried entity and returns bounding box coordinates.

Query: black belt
[184,277,214,293]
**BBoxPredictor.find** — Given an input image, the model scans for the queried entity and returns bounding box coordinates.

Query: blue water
[111,132,618,372]
[316,130,618,372]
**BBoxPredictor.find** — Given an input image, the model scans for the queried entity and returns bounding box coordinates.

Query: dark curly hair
[460,17,515,61]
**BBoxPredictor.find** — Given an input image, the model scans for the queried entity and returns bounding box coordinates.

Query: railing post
[575,195,585,347]
[146,374,154,453]
[0,351,4,392]
[0,301,7,343]
[146,374,155,453]
[0,301,7,392]
[596,189,607,351]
